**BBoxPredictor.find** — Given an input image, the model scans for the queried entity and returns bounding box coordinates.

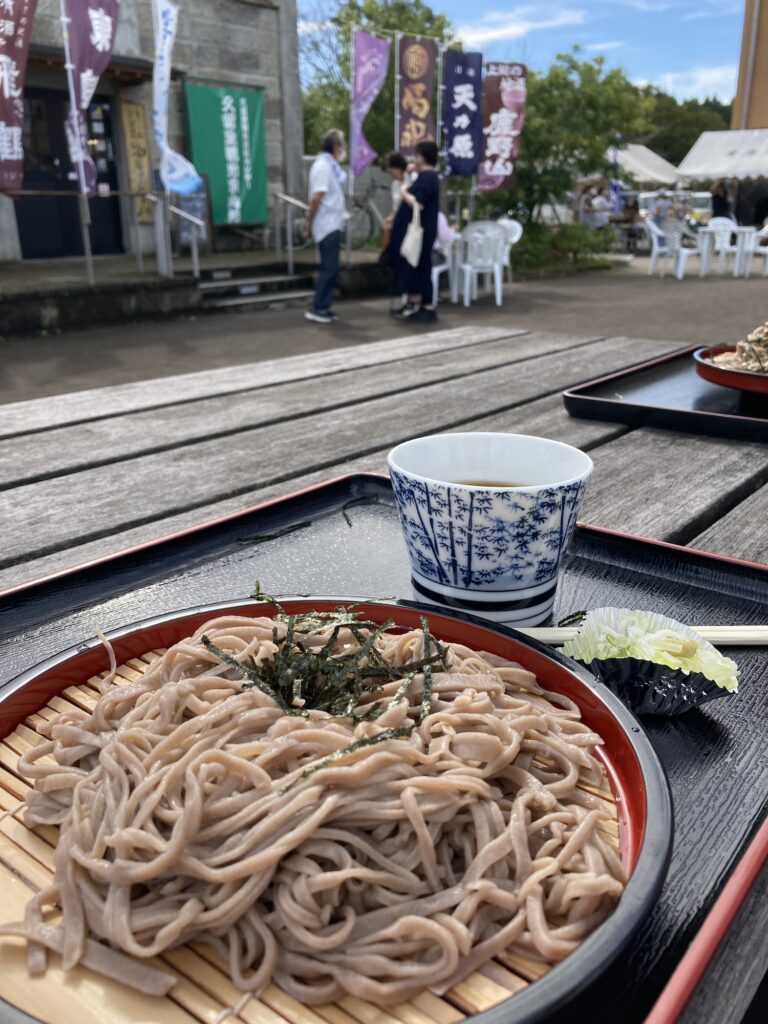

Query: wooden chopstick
[519,626,768,647]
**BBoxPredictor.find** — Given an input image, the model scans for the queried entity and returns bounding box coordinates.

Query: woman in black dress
[387,140,440,324]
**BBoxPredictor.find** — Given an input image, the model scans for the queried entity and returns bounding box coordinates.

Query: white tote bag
[400,204,423,268]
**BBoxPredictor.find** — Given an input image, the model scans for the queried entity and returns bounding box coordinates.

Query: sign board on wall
[120,99,154,222]
[183,81,267,226]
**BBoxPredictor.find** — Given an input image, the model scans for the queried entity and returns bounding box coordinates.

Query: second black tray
[563,346,768,442]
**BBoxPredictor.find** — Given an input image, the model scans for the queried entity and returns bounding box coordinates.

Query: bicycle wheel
[346,204,376,250]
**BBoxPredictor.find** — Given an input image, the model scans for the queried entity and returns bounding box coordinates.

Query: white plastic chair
[431,259,458,305]
[460,222,507,307]
[497,217,524,282]
[703,216,739,275]
[663,221,702,280]
[743,225,768,278]
[644,220,670,276]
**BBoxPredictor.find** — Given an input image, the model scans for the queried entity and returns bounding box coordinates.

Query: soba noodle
[3,612,626,1004]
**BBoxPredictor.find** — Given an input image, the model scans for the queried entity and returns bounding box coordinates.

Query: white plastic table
[699,224,756,278]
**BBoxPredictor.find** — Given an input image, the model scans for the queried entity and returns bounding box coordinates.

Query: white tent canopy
[608,144,678,186]
[677,130,768,181]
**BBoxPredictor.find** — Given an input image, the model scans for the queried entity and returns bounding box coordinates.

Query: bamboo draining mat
[0,652,621,1024]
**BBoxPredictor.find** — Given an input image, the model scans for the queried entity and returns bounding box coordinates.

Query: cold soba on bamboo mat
[0,605,627,1023]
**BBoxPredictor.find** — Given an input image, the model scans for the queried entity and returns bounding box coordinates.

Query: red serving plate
[0,598,672,1024]
[694,346,768,394]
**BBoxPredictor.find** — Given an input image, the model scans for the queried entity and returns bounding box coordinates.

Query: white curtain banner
[151,0,201,194]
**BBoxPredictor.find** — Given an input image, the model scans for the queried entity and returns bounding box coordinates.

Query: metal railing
[6,187,205,283]
[143,193,205,280]
[274,191,310,274]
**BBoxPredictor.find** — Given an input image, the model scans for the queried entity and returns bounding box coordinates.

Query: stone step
[203,288,316,310]
[197,273,304,292]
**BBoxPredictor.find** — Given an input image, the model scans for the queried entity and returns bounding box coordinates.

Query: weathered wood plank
[0,335,681,578]
[0,331,604,488]
[689,482,768,566]
[0,326,520,439]
[582,428,768,544]
[0,392,627,591]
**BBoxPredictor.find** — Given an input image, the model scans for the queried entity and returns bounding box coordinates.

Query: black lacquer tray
[1,473,767,1024]
[562,346,768,442]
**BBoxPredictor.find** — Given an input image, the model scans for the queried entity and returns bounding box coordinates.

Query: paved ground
[1,260,765,404]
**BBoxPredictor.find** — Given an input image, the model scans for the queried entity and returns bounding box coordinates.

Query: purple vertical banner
[442,50,482,177]
[349,28,390,177]
[65,0,120,192]
[0,0,39,191]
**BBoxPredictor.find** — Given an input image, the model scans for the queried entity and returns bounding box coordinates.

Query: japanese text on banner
[477,61,527,193]
[350,28,390,177]
[397,36,437,157]
[152,0,201,195]
[442,49,482,177]
[0,0,39,192]
[64,0,120,193]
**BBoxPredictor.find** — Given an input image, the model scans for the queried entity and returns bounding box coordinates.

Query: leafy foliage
[634,89,731,166]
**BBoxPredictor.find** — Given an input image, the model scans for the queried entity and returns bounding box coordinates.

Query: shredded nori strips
[201,603,449,722]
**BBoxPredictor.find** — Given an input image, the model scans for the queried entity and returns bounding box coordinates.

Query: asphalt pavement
[1,261,765,405]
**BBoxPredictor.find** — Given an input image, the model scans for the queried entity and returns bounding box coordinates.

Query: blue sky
[301,0,745,101]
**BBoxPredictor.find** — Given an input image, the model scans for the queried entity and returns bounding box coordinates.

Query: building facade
[732,0,768,129]
[0,0,304,261]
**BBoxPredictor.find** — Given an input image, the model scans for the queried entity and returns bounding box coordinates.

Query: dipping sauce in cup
[388,432,593,627]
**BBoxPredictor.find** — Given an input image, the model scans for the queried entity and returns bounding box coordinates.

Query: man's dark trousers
[311,230,341,313]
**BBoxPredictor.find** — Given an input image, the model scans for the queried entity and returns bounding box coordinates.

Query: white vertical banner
[151,0,201,194]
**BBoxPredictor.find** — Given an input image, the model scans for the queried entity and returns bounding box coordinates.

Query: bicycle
[344,180,391,250]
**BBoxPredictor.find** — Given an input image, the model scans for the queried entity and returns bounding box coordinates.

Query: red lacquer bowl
[0,599,672,1024]
[694,346,768,394]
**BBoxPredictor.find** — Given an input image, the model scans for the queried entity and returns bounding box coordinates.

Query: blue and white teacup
[388,433,593,627]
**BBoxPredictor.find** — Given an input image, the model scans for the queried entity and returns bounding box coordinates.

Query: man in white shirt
[304,129,347,324]
[591,187,611,228]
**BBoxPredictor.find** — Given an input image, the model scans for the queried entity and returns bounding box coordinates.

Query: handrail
[5,188,164,199]
[169,204,204,227]
[276,191,309,212]
[144,193,202,279]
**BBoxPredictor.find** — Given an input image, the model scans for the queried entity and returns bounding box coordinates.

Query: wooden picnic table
[0,321,766,1024]
[0,322,765,591]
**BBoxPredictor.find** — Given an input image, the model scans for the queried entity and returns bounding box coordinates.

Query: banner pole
[435,44,445,151]
[58,0,95,286]
[394,31,401,152]
[347,24,355,266]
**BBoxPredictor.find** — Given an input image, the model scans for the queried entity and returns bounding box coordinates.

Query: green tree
[301,0,454,157]
[483,50,650,225]
[633,89,731,165]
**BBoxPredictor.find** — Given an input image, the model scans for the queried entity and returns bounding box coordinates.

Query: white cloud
[297,19,330,35]
[680,1,741,19]
[457,6,586,47]
[644,63,738,100]
[584,40,625,51]
[598,0,681,11]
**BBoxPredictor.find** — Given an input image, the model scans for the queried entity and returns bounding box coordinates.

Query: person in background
[390,140,440,324]
[579,186,595,227]
[304,129,347,325]
[650,190,672,227]
[711,180,730,219]
[590,186,611,228]
[380,152,408,312]
[383,151,408,219]
[617,196,641,253]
